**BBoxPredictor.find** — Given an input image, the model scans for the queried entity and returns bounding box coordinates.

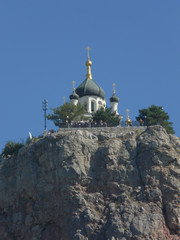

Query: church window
[91,101,95,112]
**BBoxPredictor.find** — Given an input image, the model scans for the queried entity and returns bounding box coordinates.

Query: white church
[69,48,120,118]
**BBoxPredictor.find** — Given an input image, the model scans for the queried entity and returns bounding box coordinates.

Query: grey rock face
[0,126,179,239]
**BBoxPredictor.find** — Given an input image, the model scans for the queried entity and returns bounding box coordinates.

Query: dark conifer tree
[136,105,175,134]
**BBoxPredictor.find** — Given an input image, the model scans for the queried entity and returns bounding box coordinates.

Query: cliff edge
[0,126,180,240]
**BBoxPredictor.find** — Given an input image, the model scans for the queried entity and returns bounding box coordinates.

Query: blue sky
[0,0,180,151]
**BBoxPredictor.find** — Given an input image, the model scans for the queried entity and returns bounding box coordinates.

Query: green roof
[76,79,105,99]
[69,90,79,100]
[110,93,119,103]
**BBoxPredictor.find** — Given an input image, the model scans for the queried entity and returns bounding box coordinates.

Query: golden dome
[86,58,92,67]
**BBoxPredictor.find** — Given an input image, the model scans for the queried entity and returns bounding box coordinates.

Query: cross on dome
[126,109,130,120]
[72,81,75,90]
[112,83,116,93]
[63,96,66,103]
[86,46,91,59]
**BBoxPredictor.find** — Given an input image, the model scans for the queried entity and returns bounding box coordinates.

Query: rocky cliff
[0,126,180,240]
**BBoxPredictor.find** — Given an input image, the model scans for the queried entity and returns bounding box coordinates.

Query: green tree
[136,105,175,134]
[92,108,120,126]
[1,141,24,158]
[47,102,85,126]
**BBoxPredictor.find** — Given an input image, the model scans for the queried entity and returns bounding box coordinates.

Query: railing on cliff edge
[57,121,145,129]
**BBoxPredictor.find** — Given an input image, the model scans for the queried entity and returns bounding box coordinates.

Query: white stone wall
[70,99,78,105]
[78,96,106,114]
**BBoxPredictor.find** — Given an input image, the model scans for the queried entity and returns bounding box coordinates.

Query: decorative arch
[98,101,102,110]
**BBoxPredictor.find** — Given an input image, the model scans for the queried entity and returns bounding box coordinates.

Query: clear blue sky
[1,0,180,151]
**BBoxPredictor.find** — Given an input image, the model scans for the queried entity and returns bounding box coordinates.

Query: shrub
[1,141,24,158]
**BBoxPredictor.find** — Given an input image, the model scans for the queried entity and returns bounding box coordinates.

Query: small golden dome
[86,58,92,67]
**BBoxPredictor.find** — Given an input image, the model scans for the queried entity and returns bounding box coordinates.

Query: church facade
[69,49,119,117]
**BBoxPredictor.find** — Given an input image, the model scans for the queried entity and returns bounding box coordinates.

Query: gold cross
[86,46,91,58]
[63,96,66,103]
[126,109,130,118]
[112,83,116,93]
[72,81,75,90]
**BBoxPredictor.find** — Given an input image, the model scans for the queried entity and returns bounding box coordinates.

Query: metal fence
[57,121,144,129]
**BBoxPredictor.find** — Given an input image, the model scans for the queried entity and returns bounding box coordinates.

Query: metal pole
[42,99,48,130]
[44,111,46,130]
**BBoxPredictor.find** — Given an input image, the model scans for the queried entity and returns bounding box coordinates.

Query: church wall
[70,99,78,105]
[78,96,106,114]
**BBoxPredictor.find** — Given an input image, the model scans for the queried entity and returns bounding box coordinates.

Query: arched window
[91,101,95,112]
[98,101,102,110]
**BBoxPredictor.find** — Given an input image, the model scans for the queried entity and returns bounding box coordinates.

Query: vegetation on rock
[136,105,175,134]
[1,141,24,158]
[47,102,85,126]
[92,107,120,126]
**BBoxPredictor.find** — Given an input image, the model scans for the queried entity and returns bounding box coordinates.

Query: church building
[69,48,120,118]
